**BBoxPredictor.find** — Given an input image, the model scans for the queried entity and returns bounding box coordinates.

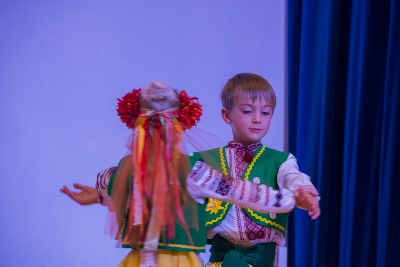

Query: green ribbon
[209,235,276,267]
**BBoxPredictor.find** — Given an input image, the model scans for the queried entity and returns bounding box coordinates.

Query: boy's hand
[293,185,321,220]
[60,183,99,205]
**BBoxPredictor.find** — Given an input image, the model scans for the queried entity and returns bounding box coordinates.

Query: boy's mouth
[249,128,262,132]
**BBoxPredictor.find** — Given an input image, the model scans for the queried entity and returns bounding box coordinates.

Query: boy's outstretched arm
[60,183,98,205]
[187,161,296,214]
[293,185,321,220]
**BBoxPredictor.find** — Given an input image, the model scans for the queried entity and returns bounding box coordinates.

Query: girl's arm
[60,167,117,207]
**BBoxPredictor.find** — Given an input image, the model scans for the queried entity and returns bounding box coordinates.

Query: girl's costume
[97,82,296,267]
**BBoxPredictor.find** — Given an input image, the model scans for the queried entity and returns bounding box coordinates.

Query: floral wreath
[117,88,202,130]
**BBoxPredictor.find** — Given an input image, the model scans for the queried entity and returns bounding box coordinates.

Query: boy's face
[221,96,273,147]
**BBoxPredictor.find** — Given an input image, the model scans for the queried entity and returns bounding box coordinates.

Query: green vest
[191,146,290,236]
[108,155,207,253]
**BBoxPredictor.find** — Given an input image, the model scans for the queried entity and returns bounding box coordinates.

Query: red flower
[116,89,141,129]
[178,90,202,130]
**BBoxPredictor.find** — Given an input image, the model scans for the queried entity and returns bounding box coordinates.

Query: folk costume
[104,82,206,267]
[187,142,318,267]
[96,82,297,267]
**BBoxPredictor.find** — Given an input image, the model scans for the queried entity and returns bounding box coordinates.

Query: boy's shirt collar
[227,141,261,163]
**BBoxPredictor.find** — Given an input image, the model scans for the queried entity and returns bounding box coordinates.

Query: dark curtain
[287,0,400,266]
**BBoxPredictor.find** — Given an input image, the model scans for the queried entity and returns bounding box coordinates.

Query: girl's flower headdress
[116,85,202,131]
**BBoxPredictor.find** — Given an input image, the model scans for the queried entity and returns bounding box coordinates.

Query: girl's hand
[60,183,99,205]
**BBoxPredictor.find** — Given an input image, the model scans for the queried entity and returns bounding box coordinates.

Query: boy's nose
[252,114,261,124]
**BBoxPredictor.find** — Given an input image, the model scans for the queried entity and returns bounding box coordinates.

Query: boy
[185,73,320,267]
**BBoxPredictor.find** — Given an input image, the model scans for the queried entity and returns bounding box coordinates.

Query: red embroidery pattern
[273,189,283,207]
[226,142,266,242]
[236,206,245,240]
[265,187,270,206]
[267,228,272,240]
[228,142,261,171]
[201,170,213,187]
[239,178,246,200]
[214,174,234,196]
[189,163,207,182]
[228,148,233,177]
[243,212,267,240]
[229,180,241,198]
[235,150,247,179]
[248,183,259,203]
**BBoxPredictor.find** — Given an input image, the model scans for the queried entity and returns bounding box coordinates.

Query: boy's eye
[262,112,270,116]
[242,110,252,114]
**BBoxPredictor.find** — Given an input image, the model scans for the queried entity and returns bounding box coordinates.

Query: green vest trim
[202,146,290,235]
[121,242,206,251]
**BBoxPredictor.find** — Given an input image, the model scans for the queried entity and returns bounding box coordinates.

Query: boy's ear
[221,108,231,124]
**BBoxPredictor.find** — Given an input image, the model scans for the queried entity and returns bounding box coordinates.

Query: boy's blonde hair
[220,73,276,111]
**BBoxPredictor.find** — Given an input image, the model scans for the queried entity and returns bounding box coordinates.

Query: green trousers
[208,235,277,267]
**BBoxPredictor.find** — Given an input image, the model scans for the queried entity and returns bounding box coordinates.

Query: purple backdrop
[0,1,286,266]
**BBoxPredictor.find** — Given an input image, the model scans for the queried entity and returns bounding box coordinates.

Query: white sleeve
[277,154,320,200]
[187,161,295,214]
